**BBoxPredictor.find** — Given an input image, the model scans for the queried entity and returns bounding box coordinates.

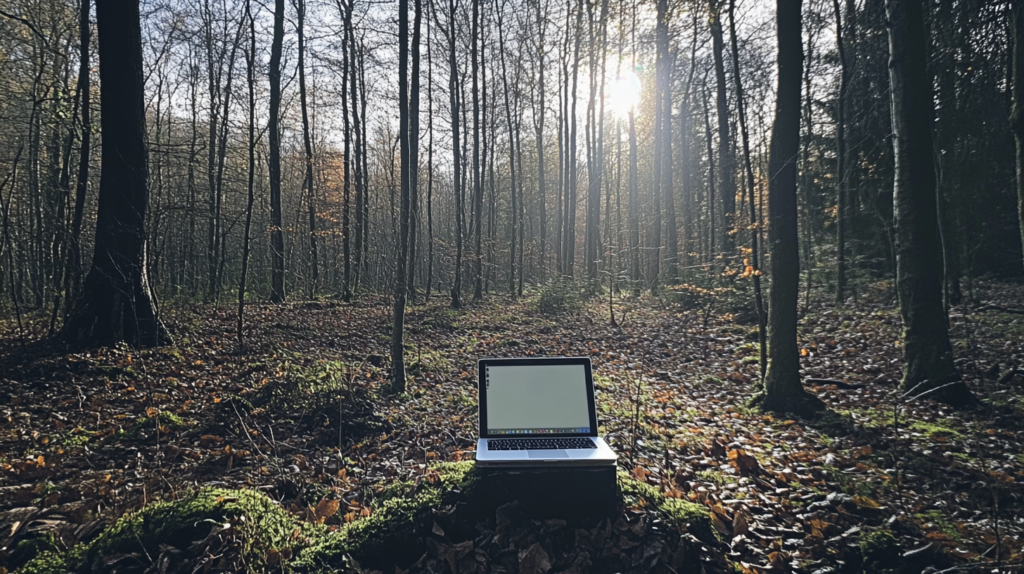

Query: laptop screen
[481,361,594,436]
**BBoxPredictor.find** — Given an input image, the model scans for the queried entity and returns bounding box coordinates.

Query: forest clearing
[2,282,1024,572]
[3,0,1024,570]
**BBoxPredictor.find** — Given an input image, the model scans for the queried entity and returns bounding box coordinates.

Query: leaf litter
[0,281,1023,572]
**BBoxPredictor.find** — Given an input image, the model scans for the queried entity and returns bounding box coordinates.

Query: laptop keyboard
[487,438,597,450]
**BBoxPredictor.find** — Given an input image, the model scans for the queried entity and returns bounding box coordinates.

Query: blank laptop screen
[484,364,591,435]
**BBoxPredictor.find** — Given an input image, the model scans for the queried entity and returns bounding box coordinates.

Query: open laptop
[475,357,617,467]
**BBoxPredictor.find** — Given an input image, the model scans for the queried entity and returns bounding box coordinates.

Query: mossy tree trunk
[754,0,825,417]
[62,0,169,349]
[885,0,974,406]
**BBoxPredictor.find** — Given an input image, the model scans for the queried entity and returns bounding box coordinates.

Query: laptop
[475,357,617,467]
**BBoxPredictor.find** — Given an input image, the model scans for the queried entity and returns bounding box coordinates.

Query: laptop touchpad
[528,450,569,458]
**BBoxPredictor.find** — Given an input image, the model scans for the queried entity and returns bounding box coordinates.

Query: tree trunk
[445,0,463,308]
[535,0,547,281]
[657,0,674,284]
[710,0,737,255]
[728,0,766,382]
[62,0,170,348]
[753,0,824,417]
[341,0,353,301]
[298,0,318,299]
[268,0,286,303]
[627,108,640,287]
[407,0,422,301]
[833,0,849,305]
[1013,1,1024,272]
[392,0,415,393]
[426,11,434,301]
[701,80,717,266]
[471,0,483,300]
[885,0,974,406]
[238,0,257,344]
[64,0,91,317]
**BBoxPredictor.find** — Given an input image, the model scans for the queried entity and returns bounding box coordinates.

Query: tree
[63,0,92,317]
[832,0,849,304]
[297,0,318,298]
[752,0,825,417]
[237,0,257,344]
[728,0,766,380]
[268,0,286,303]
[62,0,170,348]
[1014,0,1024,270]
[710,0,737,255]
[391,0,416,393]
[406,0,422,301]
[884,0,974,406]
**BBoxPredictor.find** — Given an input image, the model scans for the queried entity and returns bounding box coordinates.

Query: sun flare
[608,69,642,119]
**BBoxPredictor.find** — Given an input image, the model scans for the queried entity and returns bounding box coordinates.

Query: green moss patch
[618,472,715,544]
[19,463,720,574]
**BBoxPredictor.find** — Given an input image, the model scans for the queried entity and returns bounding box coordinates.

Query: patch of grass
[700,375,724,386]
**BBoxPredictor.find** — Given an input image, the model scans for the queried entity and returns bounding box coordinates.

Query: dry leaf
[314,498,340,523]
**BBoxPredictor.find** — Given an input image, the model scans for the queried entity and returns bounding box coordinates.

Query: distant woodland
[0,0,1023,404]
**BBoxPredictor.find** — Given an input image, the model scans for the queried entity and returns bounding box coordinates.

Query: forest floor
[1,280,1024,573]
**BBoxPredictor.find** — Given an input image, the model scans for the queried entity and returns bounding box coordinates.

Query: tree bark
[297,0,318,299]
[238,0,257,344]
[268,0,286,303]
[407,0,422,301]
[885,0,974,406]
[392,0,415,393]
[753,0,824,417]
[710,0,737,255]
[64,0,91,317]
[658,0,675,283]
[833,0,849,305]
[62,0,169,348]
[1013,1,1024,272]
[444,0,463,308]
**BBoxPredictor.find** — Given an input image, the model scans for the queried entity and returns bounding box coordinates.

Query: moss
[696,469,733,487]
[77,488,297,571]
[860,529,900,573]
[117,411,190,440]
[617,472,715,544]
[294,462,476,571]
[907,420,962,440]
[16,550,67,574]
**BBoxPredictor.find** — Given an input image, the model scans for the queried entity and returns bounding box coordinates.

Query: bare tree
[710,0,737,255]
[268,0,286,303]
[238,0,257,344]
[885,0,974,406]
[391,0,417,393]
[754,0,825,416]
[728,0,766,381]
[1014,0,1024,270]
[62,0,170,348]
